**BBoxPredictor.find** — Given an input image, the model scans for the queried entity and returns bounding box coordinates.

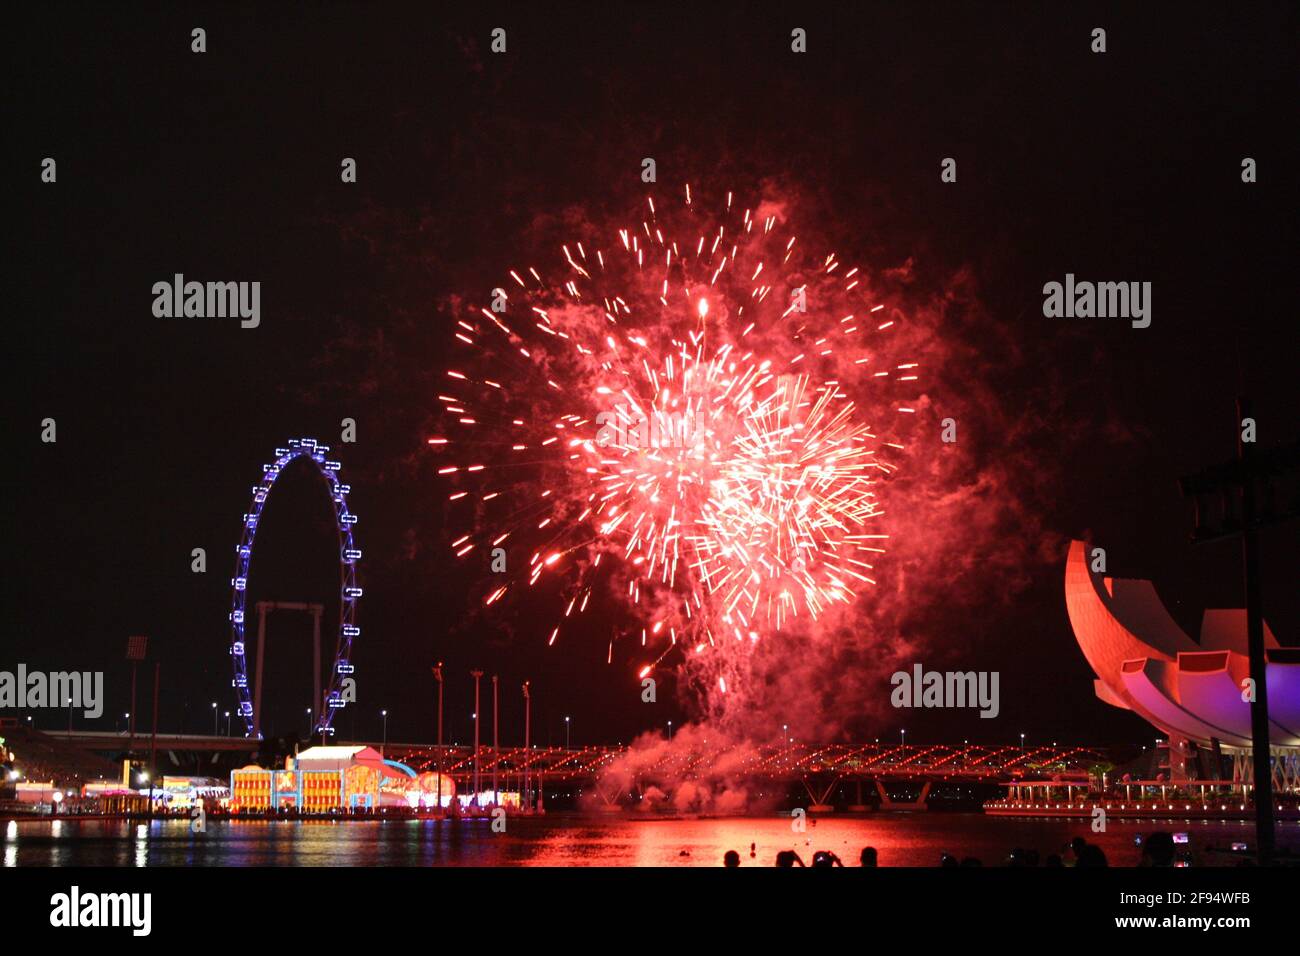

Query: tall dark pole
[254,602,268,741]
[128,663,138,753]
[310,606,322,739]
[436,667,444,747]
[522,681,531,812]
[432,664,443,813]
[125,635,147,783]
[471,670,483,804]
[1178,401,1296,867]
[149,662,160,815]
[492,675,499,806]
[1237,397,1274,865]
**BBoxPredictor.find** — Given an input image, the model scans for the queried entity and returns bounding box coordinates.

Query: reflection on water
[3,814,1295,867]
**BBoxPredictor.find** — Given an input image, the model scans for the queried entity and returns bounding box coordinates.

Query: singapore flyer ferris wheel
[228,438,360,739]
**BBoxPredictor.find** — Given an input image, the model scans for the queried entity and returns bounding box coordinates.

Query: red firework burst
[432,185,919,689]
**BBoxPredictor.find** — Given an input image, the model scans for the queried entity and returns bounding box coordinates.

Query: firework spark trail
[433,185,919,687]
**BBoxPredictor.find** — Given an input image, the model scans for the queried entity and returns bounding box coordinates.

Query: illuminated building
[231,745,455,811]
[1065,539,1299,788]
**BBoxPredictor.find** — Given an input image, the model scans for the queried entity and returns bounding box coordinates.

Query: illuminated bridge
[385,742,1109,808]
[50,732,1105,781]
[387,742,1108,784]
[48,731,1107,800]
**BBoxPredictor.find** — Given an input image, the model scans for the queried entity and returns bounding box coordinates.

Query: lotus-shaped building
[1065,540,1299,784]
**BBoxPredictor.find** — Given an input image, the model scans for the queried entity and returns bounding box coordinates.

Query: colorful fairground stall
[230,745,455,812]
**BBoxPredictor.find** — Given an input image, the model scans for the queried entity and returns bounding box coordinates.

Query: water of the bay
[6,813,1297,866]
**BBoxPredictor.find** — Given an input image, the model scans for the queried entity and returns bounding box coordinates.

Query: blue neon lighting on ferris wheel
[228,437,361,739]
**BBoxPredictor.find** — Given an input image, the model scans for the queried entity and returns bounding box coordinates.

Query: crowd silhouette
[720,832,1212,867]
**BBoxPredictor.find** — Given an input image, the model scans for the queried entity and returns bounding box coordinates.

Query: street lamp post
[432,664,444,812]
[491,675,499,807]
[1020,733,1026,751]
[381,709,388,752]
[667,720,673,741]
[565,715,571,750]
[471,670,483,803]
[211,702,218,735]
[224,711,231,736]
[522,681,531,812]
[306,707,312,738]
[901,728,906,747]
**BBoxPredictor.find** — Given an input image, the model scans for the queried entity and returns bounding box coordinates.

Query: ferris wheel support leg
[311,606,322,733]
[253,602,269,741]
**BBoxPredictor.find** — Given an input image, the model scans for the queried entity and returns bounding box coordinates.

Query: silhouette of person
[1141,832,1175,867]
[776,850,805,867]
[724,850,740,868]
[811,850,842,867]
[1078,843,1108,867]
[860,846,878,867]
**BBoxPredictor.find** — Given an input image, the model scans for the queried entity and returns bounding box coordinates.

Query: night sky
[10,2,1298,752]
